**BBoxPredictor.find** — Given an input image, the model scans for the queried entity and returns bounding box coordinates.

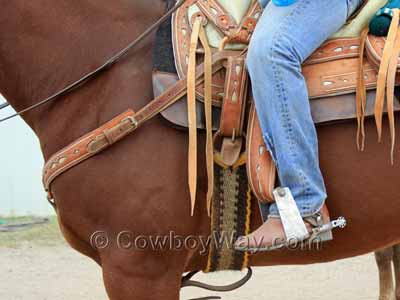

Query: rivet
[277,187,286,197]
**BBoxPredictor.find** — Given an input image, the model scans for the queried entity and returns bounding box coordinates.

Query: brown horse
[1,1,400,299]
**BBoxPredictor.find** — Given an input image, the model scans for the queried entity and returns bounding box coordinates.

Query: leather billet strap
[43,50,236,200]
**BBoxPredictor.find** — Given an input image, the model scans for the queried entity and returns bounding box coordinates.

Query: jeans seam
[269,0,313,197]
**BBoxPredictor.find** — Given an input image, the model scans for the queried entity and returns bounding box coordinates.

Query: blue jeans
[249,0,364,217]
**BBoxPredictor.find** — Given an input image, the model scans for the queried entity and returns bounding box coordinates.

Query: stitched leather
[43,51,232,197]
[246,104,276,203]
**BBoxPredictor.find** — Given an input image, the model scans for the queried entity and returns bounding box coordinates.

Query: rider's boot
[234,188,346,252]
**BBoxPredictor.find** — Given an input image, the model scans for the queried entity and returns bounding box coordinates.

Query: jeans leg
[248,0,363,217]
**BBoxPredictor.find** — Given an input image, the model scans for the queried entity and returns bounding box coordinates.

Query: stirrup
[236,187,347,253]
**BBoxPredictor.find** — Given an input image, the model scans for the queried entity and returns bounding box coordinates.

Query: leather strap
[219,1,261,48]
[43,110,138,196]
[134,50,229,125]
[198,26,214,216]
[43,51,234,199]
[375,9,400,142]
[356,27,369,151]
[219,56,248,166]
[187,18,202,215]
[196,0,236,36]
[220,56,248,138]
[386,25,400,163]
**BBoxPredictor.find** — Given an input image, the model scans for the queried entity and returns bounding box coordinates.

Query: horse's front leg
[101,249,185,300]
[375,247,395,300]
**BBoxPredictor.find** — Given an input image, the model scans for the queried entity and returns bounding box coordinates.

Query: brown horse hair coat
[0,1,400,299]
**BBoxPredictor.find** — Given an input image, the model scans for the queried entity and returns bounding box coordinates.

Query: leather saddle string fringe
[387,23,400,163]
[356,27,369,151]
[187,17,214,216]
[198,26,214,216]
[357,9,400,162]
[375,9,400,156]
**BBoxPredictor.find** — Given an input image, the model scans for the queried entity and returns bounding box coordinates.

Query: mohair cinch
[369,0,400,36]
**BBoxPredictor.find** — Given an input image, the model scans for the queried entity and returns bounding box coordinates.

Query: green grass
[0,216,66,248]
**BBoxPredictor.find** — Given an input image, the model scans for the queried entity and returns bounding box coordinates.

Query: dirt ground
[0,217,383,300]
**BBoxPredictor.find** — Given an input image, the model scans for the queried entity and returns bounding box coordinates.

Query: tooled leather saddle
[152,0,400,208]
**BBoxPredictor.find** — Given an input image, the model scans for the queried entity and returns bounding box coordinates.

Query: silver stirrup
[273,187,310,243]
[268,187,346,251]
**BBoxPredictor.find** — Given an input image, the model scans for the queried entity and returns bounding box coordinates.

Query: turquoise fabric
[369,0,400,36]
[272,0,297,6]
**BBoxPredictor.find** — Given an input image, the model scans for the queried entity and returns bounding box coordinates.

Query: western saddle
[43,0,400,216]
[153,0,400,207]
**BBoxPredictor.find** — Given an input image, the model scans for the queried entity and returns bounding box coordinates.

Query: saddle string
[386,24,400,163]
[186,16,214,216]
[0,0,187,124]
[356,9,400,163]
[356,27,369,152]
[374,9,400,148]
[198,27,214,216]
[187,18,202,216]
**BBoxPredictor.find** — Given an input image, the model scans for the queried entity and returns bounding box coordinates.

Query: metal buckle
[123,116,138,129]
